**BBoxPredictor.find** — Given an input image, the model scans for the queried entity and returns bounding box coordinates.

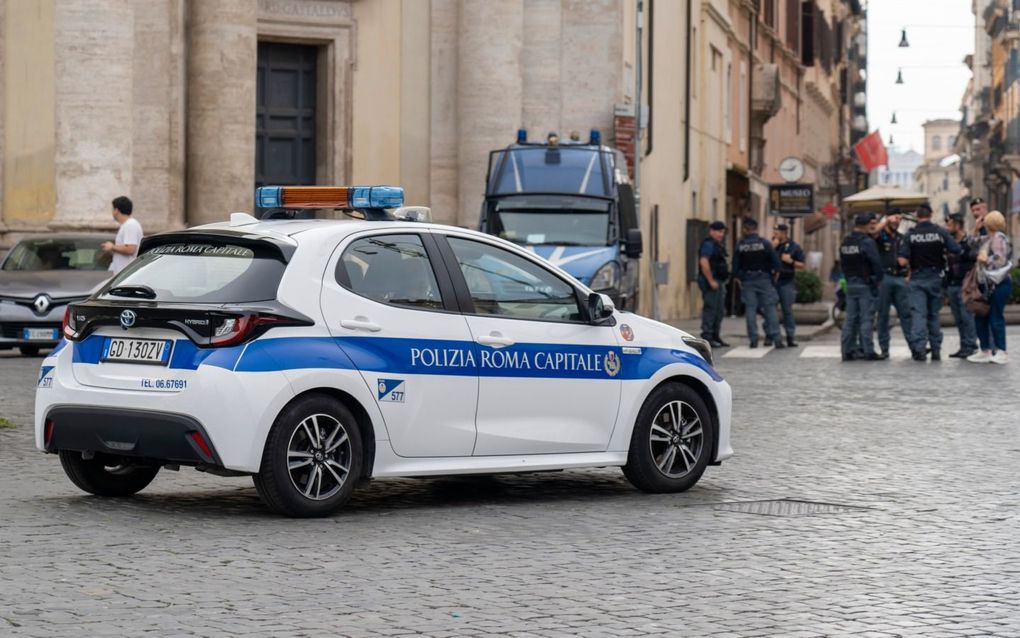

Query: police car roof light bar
[255,185,404,210]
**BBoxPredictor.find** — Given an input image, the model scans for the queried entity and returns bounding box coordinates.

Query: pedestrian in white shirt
[101,196,143,274]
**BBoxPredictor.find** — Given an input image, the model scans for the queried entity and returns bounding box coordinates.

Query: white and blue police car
[35,185,732,517]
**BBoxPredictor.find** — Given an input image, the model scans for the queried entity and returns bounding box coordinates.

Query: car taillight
[209,313,303,347]
[61,307,78,340]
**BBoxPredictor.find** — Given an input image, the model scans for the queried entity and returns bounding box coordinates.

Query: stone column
[186,1,257,226]
[429,0,459,224]
[52,0,135,230]
[456,0,523,227]
[133,0,187,232]
[522,0,562,136]
[560,0,621,137]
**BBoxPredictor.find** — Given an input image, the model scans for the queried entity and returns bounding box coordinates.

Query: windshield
[99,243,286,303]
[489,197,611,246]
[487,147,614,197]
[2,237,111,272]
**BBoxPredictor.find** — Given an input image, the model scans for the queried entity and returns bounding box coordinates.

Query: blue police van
[480,130,643,310]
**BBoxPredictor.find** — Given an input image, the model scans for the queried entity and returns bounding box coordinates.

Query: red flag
[853,130,889,172]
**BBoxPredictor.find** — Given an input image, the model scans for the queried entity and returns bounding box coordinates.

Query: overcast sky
[866,0,975,154]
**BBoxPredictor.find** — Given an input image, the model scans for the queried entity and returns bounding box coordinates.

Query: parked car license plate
[102,337,173,365]
[23,328,59,341]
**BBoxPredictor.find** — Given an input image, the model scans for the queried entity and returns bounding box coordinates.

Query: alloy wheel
[647,400,704,479]
[286,414,352,501]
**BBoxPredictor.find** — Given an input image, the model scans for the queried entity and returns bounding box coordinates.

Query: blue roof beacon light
[349,186,404,209]
[255,186,284,208]
[589,128,601,145]
[517,128,528,144]
[254,185,404,209]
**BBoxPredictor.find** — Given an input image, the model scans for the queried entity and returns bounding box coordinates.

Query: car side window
[446,237,583,322]
[338,234,444,310]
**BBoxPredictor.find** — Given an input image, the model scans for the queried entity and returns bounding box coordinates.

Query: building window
[932,135,942,152]
[948,135,956,148]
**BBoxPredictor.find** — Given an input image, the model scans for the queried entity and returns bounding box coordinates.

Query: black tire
[19,346,40,357]
[254,395,363,518]
[622,383,716,493]
[58,451,160,497]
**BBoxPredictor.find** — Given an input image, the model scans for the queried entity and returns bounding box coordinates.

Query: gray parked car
[0,235,113,356]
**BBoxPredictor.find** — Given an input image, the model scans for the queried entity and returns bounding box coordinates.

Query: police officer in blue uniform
[873,209,912,359]
[945,212,979,358]
[897,203,962,361]
[772,223,805,347]
[733,217,783,349]
[840,214,883,361]
[697,221,730,348]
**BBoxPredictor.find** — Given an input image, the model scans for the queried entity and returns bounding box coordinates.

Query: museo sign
[768,184,815,217]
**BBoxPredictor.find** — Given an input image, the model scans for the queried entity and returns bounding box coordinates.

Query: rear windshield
[100,243,286,303]
[2,237,111,272]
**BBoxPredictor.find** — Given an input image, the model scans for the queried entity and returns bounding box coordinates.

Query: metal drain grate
[710,499,869,517]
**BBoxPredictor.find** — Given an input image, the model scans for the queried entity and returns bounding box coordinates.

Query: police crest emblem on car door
[377,378,406,403]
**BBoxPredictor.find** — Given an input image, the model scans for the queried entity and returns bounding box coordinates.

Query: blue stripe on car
[70,335,722,382]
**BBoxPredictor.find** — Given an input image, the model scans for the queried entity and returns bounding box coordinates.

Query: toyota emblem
[32,294,51,314]
[119,309,137,329]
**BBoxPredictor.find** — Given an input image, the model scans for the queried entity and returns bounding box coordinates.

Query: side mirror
[588,292,616,324]
[624,228,643,258]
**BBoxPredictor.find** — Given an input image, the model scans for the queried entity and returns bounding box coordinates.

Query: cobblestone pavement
[1,329,1019,637]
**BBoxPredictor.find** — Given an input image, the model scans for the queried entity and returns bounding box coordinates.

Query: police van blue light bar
[255,185,404,209]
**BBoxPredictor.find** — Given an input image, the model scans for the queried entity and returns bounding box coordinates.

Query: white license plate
[23,328,58,341]
[102,338,173,366]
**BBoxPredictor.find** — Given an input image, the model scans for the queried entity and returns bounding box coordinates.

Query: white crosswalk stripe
[721,337,964,361]
[722,345,774,359]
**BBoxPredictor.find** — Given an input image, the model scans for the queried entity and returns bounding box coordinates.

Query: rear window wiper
[107,284,157,299]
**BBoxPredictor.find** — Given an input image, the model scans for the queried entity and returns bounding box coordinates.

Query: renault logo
[119,309,137,329]
[32,294,51,314]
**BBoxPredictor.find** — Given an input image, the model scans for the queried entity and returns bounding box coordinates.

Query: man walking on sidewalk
[772,223,805,347]
[101,195,143,275]
[698,221,730,348]
[733,217,783,349]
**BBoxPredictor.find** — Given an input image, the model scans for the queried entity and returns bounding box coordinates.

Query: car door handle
[340,318,382,332]
[476,333,514,348]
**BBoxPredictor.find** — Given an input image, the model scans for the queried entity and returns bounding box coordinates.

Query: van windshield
[99,243,286,303]
[489,197,611,246]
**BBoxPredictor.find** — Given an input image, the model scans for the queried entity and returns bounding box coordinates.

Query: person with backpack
[967,211,1013,364]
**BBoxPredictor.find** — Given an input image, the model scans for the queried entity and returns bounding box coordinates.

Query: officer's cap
[854,213,874,226]
[970,197,985,207]
[888,207,903,215]
[916,203,933,217]
[709,221,726,231]
[948,212,965,223]
[741,217,758,229]
[775,223,789,232]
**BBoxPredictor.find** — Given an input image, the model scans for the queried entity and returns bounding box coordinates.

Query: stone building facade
[0,0,865,320]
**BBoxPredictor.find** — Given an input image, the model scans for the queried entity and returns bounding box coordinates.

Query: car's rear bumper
[43,405,223,467]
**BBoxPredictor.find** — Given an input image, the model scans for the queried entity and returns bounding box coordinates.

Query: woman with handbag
[967,211,1014,364]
